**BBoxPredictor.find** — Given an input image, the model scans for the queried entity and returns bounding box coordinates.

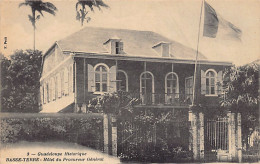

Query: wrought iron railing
[130,93,193,106]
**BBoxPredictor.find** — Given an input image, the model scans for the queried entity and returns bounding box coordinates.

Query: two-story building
[40,27,231,113]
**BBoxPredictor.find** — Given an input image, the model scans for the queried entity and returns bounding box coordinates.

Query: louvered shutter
[201,70,206,94]
[217,71,223,95]
[64,68,69,95]
[57,73,61,98]
[88,64,95,92]
[61,71,64,96]
[40,85,43,105]
[119,42,124,54]
[44,83,47,103]
[109,65,117,92]
[52,77,55,100]
[69,64,73,93]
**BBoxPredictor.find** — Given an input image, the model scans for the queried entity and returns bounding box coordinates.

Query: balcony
[131,93,192,108]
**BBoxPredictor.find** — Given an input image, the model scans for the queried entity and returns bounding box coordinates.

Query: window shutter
[109,65,117,92]
[69,64,73,93]
[52,78,55,100]
[217,71,223,95]
[64,68,69,95]
[57,73,61,98]
[44,83,47,103]
[88,64,95,92]
[40,85,43,105]
[201,70,206,94]
[61,71,64,96]
[119,42,124,54]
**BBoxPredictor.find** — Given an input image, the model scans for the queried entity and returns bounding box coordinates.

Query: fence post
[199,112,204,161]
[237,113,242,163]
[103,114,109,154]
[227,111,232,161]
[111,115,117,156]
[192,112,199,160]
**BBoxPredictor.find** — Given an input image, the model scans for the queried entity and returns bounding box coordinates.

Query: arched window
[165,72,179,95]
[205,69,217,95]
[140,71,154,104]
[94,64,109,92]
[117,70,128,92]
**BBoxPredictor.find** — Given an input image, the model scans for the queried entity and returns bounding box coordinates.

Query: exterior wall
[40,45,75,113]
[74,57,230,110]
[42,45,67,77]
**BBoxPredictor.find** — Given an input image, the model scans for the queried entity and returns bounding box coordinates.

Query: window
[64,68,69,95]
[41,85,44,105]
[140,72,154,94]
[46,81,50,102]
[57,73,61,98]
[140,71,154,104]
[69,64,73,93]
[185,76,193,101]
[51,77,55,100]
[165,72,179,95]
[206,70,217,95]
[115,42,120,54]
[117,70,128,92]
[165,72,179,104]
[95,64,108,92]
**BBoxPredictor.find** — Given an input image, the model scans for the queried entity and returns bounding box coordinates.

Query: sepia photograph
[0,0,259,163]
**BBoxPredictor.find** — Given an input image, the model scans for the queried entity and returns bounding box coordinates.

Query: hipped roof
[56,27,207,60]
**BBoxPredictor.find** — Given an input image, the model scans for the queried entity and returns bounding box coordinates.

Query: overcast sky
[0,0,259,65]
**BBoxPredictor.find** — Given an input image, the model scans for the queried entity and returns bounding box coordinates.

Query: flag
[203,1,242,39]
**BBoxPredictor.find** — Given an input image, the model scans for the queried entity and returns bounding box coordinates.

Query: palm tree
[19,0,57,51]
[76,0,109,26]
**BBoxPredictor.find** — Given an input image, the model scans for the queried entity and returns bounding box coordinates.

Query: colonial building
[40,27,231,113]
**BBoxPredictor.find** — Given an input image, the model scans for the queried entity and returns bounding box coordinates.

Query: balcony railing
[130,93,193,107]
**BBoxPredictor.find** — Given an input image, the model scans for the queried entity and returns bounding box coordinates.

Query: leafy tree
[76,0,109,26]
[221,63,259,147]
[87,91,139,115]
[1,50,42,113]
[19,0,57,51]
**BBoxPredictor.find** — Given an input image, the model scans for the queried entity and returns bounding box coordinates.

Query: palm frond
[95,0,109,10]
[19,2,29,8]
[76,11,80,21]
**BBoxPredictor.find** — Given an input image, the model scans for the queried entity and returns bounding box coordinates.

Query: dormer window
[115,41,120,54]
[152,42,171,57]
[103,37,124,54]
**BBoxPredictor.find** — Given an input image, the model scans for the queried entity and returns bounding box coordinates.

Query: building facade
[40,27,231,113]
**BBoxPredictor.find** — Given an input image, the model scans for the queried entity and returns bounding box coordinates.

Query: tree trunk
[32,9,36,51]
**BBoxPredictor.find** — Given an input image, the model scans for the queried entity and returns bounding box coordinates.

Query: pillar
[227,111,232,161]
[231,113,236,161]
[111,115,117,156]
[103,114,109,154]
[103,114,117,156]
[199,112,204,160]
[192,112,199,160]
[237,113,242,163]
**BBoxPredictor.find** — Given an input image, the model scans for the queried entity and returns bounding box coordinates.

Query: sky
[0,0,259,66]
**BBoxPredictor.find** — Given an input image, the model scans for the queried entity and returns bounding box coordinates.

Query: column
[111,115,117,156]
[103,114,109,154]
[193,112,199,160]
[231,113,236,161]
[199,112,204,160]
[237,113,242,163]
[227,111,232,161]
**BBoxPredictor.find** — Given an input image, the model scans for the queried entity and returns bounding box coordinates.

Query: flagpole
[191,0,204,106]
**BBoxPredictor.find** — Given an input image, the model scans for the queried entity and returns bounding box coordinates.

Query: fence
[117,109,191,162]
[205,117,229,151]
